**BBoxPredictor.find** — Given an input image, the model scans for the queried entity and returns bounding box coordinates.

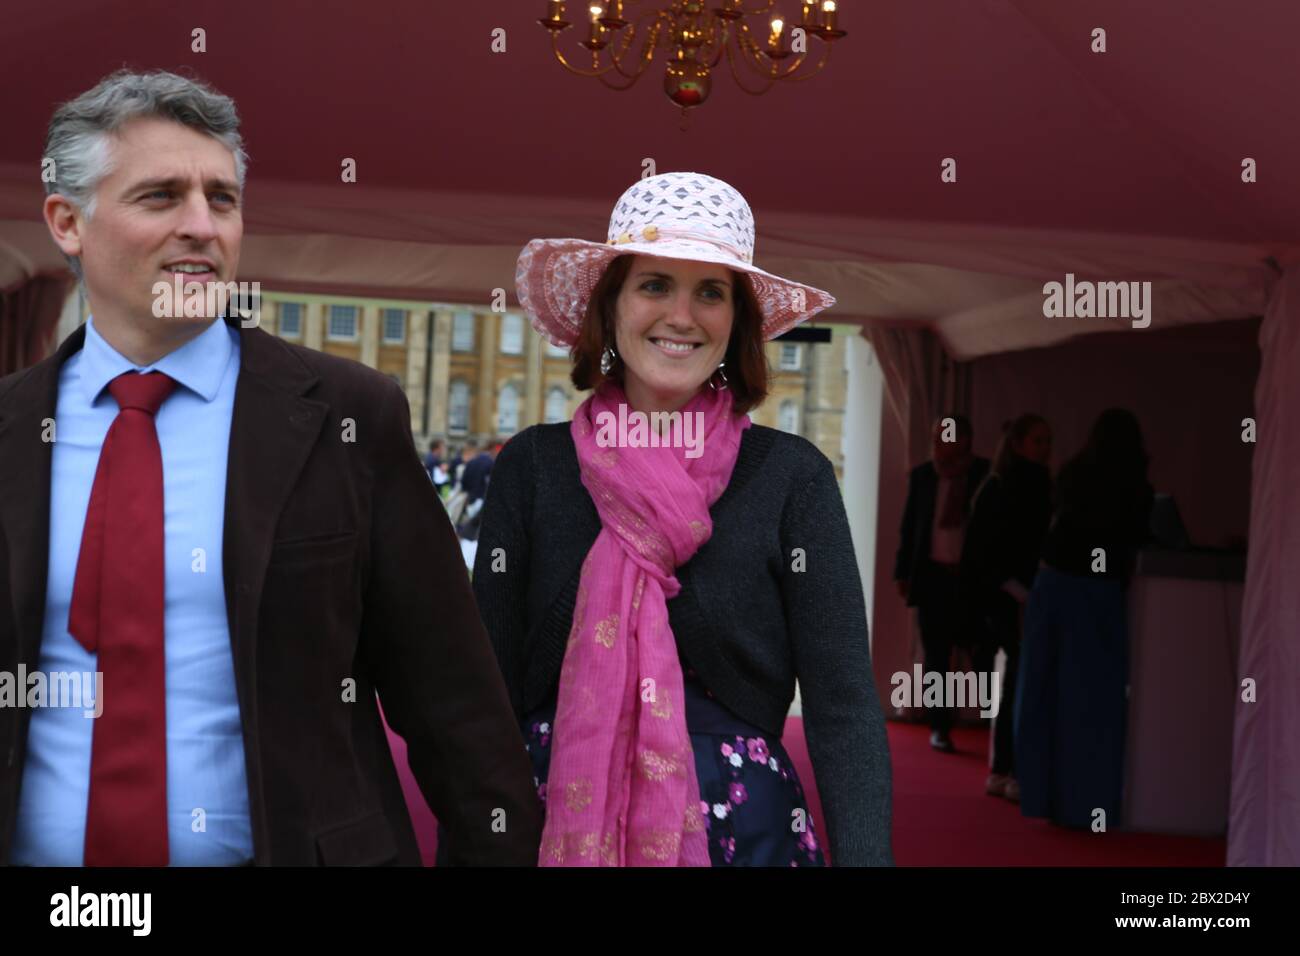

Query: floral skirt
[523,695,825,867]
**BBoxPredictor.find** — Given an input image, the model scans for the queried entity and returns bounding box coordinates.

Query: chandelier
[537,1,848,111]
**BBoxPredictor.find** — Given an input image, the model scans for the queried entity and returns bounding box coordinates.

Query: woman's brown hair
[991,413,1049,478]
[569,254,771,415]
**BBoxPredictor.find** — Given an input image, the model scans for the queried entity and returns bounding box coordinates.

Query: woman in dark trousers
[1015,409,1153,829]
[960,415,1053,802]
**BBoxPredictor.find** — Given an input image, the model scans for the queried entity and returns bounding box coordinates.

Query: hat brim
[515,236,836,349]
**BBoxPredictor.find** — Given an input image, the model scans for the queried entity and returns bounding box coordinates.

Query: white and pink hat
[515,172,835,349]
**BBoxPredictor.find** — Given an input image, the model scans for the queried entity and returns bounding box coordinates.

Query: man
[451,440,476,490]
[894,414,991,752]
[455,441,500,542]
[459,441,497,507]
[0,70,541,865]
[423,438,446,480]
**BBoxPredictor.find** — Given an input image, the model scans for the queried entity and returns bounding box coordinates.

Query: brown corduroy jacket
[0,315,540,865]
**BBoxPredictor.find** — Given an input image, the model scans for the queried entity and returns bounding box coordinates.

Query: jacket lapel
[219,318,327,856]
[0,325,88,668]
[220,316,328,679]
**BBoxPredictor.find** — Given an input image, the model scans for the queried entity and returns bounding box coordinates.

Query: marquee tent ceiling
[1,0,1295,358]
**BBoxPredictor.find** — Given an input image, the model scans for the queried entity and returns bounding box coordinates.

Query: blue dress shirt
[11,315,254,865]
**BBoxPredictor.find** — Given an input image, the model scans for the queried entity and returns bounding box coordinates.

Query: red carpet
[389,717,1227,866]
[782,718,1227,867]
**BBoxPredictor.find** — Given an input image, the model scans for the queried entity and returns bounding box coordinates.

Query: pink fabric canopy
[1230,269,1300,865]
[0,0,1295,864]
[1,0,1296,336]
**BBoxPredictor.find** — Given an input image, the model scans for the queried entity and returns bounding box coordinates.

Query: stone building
[60,288,853,479]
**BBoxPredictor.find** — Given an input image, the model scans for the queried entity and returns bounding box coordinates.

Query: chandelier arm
[550,30,640,77]
[606,15,670,80]
[733,19,781,78]
[550,42,620,77]
[604,24,649,79]
[706,27,729,69]
[600,32,658,90]
[724,36,778,95]
[599,2,668,31]
[699,12,729,67]
[777,40,833,81]
[598,69,647,90]
[734,17,830,82]
[547,7,669,79]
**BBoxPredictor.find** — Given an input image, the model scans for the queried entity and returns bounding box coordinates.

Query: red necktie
[68,370,177,866]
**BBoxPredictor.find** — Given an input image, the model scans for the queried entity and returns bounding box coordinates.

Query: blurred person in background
[961,414,1053,801]
[1015,408,1153,829]
[895,414,990,753]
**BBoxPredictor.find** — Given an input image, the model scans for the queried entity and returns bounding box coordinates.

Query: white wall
[791,330,884,719]
[843,332,885,643]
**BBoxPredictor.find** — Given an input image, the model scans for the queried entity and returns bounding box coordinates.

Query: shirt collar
[79,315,234,406]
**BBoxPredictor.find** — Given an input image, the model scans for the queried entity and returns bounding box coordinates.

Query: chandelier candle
[538,0,848,109]
[768,17,785,54]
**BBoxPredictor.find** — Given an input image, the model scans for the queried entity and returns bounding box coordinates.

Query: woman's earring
[709,360,729,390]
[600,346,616,375]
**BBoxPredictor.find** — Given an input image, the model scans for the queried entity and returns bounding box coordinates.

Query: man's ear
[44,193,84,259]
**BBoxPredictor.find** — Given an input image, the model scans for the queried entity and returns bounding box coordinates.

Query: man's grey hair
[43,69,248,279]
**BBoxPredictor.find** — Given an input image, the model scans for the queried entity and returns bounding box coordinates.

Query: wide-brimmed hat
[515,172,835,349]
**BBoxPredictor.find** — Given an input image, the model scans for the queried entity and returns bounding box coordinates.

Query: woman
[959,414,1053,802]
[1015,409,1153,829]
[474,172,893,866]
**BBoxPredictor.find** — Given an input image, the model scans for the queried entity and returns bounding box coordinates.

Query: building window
[501,313,524,355]
[452,311,475,352]
[780,343,802,370]
[328,304,358,340]
[382,308,406,344]
[497,383,520,434]
[546,340,568,359]
[279,302,303,338]
[544,387,567,424]
[779,400,800,435]
[449,381,470,433]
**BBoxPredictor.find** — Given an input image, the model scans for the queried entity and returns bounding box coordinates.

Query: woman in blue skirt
[1015,409,1153,829]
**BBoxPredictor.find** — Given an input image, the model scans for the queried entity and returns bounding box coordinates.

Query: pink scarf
[539,380,751,866]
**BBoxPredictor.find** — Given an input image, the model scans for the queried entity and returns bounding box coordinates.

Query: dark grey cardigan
[470,421,893,866]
